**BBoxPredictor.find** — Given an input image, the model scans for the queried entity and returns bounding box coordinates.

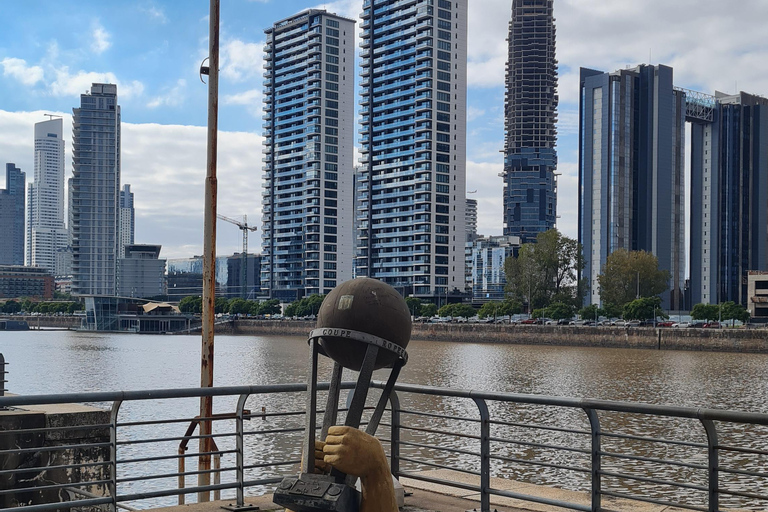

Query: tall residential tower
[27,117,68,273]
[119,184,135,258]
[0,163,26,265]
[356,0,468,301]
[71,83,121,296]
[260,10,355,301]
[502,0,558,243]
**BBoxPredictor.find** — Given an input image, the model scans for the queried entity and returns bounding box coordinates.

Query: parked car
[657,321,674,328]
[520,318,538,324]
[672,321,691,328]
[702,322,721,328]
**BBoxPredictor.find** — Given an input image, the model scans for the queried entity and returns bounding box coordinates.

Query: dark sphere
[316,278,412,371]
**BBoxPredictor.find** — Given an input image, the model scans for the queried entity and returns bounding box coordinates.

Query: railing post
[235,393,249,507]
[583,408,601,512]
[0,353,6,402]
[700,418,719,512]
[110,400,123,512]
[472,397,490,512]
[388,390,401,477]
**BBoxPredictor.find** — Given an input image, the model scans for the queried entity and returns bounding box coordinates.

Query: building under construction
[502,0,558,243]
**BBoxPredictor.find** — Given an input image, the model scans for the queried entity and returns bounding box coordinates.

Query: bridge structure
[675,87,717,124]
[1,382,768,512]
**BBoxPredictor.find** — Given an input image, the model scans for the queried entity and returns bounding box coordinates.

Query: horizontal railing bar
[490,453,590,474]
[117,465,236,484]
[119,449,236,464]
[718,444,768,456]
[118,414,238,427]
[718,487,768,501]
[118,482,233,503]
[601,430,708,449]
[399,439,480,458]
[0,460,111,476]
[397,469,481,494]
[398,407,482,423]
[399,455,481,475]
[600,469,708,492]
[489,436,591,455]
[600,490,707,512]
[488,418,591,436]
[65,486,138,511]
[245,410,304,419]
[0,478,112,496]
[0,423,112,436]
[3,382,767,427]
[241,476,285,487]
[398,424,481,440]
[0,441,111,456]
[243,459,300,470]
[718,466,768,479]
[490,487,591,512]
[600,450,708,470]
[116,431,235,445]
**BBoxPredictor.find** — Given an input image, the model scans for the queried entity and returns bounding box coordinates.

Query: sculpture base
[273,473,360,512]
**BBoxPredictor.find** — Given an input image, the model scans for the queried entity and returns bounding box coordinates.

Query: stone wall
[222,320,768,353]
[0,316,80,329]
[0,402,110,511]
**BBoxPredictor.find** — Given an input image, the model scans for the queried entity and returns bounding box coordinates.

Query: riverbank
[4,316,768,353]
[216,319,768,353]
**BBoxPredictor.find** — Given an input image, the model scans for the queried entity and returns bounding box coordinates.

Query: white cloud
[311,0,359,21]
[223,88,262,117]
[467,106,486,123]
[140,4,168,24]
[221,40,264,83]
[91,23,112,54]
[49,67,144,100]
[147,79,186,108]
[0,58,45,86]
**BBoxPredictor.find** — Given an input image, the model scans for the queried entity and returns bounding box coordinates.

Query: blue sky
[2,0,768,258]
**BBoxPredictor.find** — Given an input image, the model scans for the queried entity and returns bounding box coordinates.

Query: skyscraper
[0,163,26,265]
[356,0,468,301]
[119,184,135,259]
[27,117,68,273]
[502,0,558,243]
[690,91,768,306]
[71,83,121,296]
[579,65,686,309]
[260,10,355,301]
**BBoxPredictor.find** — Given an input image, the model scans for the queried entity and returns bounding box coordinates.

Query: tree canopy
[598,249,670,307]
[691,303,721,322]
[622,297,666,321]
[437,303,476,318]
[504,229,584,311]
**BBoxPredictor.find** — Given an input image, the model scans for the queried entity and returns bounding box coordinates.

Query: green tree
[530,308,545,320]
[215,297,230,314]
[478,301,502,320]
[178,296,202,314]
[421,303,438,318]
[597,249,671,308]
[505,229,584,311]
[405,297,422,317]
[543,302,575,320]
[67,302,83,314]
[228,298,250,315]
[498,299,523,316]
[2,301,21,314]
[258,299,282,316]
[691,303,721,322]
[720,301,750,326]
[438,303,475,318]
[622,297,666,321]
[578,304,600,321]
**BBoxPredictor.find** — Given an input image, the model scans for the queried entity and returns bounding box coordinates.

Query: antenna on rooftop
[43,114,62,120]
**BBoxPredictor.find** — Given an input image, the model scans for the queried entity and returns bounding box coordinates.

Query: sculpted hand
[322,425,388,480]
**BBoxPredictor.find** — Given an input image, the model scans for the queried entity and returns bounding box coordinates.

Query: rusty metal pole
[199,0,220,502]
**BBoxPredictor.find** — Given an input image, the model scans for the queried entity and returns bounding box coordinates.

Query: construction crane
[217,214,258,299]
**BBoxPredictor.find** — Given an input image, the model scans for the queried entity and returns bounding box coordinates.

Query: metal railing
[0,353,6,399]
[1,382,767,512]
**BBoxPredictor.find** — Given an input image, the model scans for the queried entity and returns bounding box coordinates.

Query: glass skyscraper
[119,184,135,259]
[502,0,558,243]
[356,0,468,301]
[27,117,68,273]
[579,65,686,310]
[260,9,355,301]
[0,163,26,265]
[71,83,121,296]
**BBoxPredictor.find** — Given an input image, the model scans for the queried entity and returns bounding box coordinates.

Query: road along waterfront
[2,330,768,509]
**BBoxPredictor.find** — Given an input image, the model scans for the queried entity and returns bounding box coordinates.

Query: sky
[2,0,768,259]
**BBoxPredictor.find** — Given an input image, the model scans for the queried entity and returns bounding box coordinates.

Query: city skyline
[2,1,768,262]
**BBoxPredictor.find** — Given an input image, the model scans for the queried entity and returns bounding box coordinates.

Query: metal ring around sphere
[308,327,408,366]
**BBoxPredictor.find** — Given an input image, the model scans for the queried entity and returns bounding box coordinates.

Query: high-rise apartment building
[356,0,468,300]
[690,91,768,306]
[0,163,26,265]
[465,198,477,242]
[27,118,68,273]
[260,10,355,301]
[467,235,520,304]
[119,184,135,258]
[71,83,121,296]
[502,0,558,243]
[579,65,686,309]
